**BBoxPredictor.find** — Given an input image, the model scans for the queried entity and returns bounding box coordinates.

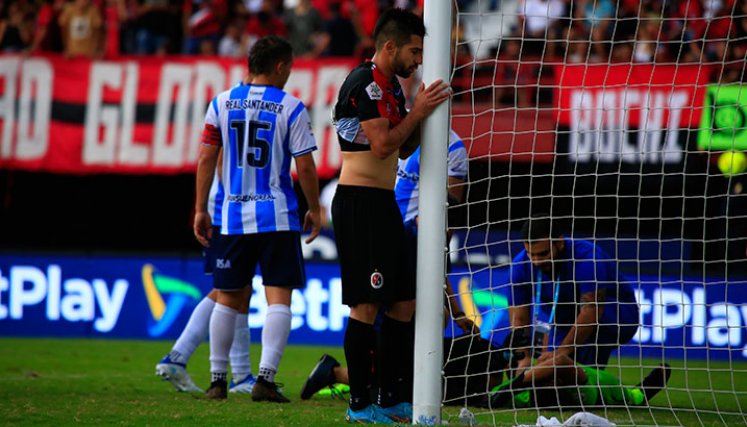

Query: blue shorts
[210,231,306,291]
[202,226,221,275]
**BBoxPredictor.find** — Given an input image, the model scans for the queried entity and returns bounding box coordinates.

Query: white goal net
[432,0,747,426]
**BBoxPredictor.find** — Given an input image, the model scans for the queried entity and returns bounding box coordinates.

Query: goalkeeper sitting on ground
[481,330,672,409]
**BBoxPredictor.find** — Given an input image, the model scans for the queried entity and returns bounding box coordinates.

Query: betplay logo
[0,265,127,332]
[142,264,203,337]
[633,288,747,357]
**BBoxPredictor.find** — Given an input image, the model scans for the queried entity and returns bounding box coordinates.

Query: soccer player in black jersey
[331,7,450,424]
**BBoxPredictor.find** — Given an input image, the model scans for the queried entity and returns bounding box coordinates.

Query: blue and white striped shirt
[207,171,224,227]
[395,130,468,223]
[204,84,317,235]
[207,80,243,228]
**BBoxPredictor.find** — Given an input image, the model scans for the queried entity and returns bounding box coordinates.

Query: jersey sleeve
[352,72,385,122]
[288,102,317,157]
[447,132,468,180]
[201,97,222,147]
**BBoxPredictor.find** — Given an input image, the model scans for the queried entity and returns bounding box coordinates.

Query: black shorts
[210,231,306,291]
[331,185,414,306]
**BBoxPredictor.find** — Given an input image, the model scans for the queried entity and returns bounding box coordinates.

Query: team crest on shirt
[365,82,383,100]
[370,270,384,289]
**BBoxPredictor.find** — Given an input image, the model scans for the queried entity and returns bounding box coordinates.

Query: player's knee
[216,289,249,311]
[387,299,416,322]
[350,303,379,323]
[265,286,292,306]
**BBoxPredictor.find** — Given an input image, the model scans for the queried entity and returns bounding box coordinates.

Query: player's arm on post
[399,123,421,160]
[295,152,322,243]
[362,79,450,160]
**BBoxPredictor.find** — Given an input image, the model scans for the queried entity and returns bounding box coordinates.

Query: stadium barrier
[0,55,355,179]
[2,232,745,362]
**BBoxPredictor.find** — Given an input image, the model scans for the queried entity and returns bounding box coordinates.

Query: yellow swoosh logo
[458,277,482,328]
[142,264,166,321]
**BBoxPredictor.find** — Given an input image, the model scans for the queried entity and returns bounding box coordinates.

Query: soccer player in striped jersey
[194,36,321,402]
[156,77,258,395]
[396,127,475,339]
[156,166,257,394]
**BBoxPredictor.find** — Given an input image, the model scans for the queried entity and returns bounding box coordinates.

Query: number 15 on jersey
[230,119,272,169]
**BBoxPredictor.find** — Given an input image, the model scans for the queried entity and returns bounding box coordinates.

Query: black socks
[345,318,376,411]
[379,315,414,407]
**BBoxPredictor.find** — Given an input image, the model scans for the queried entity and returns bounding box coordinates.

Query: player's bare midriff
[338,151,399,190]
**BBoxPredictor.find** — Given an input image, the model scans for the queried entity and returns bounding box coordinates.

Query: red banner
[451,105,556,163]
[554,63,711,165]
[555,63,710,128]
[0,55,356,178]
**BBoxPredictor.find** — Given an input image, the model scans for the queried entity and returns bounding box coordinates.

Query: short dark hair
[373,8,426,49]
[248,36,293,76]
[521,213,562,243]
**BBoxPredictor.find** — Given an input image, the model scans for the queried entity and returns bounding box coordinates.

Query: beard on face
[537,261,553,276]
[393,53,415,78]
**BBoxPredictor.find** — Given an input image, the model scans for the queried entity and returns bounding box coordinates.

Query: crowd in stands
[0,0,400,59]
[0,0,744,104]
[465,0,746,104]
[495,0,745,70]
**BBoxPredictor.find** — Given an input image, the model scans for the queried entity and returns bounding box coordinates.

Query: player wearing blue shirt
[395,129,471,329]
[194,36,321,402]
[508,215,639,369]
[155,79,259,396]
[395,129,468,226]
[156,167,258,395]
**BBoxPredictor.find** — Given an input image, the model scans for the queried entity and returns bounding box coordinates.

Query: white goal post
[413,1,453,425]
[416,0,747,426]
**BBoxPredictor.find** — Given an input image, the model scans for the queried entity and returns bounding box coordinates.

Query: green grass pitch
[0,338,745,426]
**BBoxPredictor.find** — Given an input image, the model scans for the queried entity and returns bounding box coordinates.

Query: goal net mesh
[440,1,747,425]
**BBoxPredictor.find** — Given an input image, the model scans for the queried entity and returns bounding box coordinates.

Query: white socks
[209,303,237,375]
[190,299,288,383]
[171,297,215,362]
[259,304,292,383]
[170,297,252,380]
[229,313,252,381]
